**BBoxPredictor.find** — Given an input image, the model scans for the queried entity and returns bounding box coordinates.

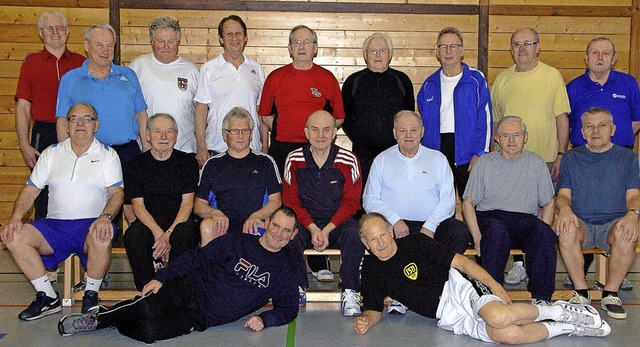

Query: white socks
[86,276,103,292]
[534,304,563,322]
[542,321,576,338]
[31,274,56,298]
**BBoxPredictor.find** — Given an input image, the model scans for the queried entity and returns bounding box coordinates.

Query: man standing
[194,15,267,167]
[355,213,610,342]
[556,107,640,320]
[58,207,300,344]
[283,110,364,316]
[417,27,492,197]
[56,23,148,171]
[129,17,199,153]
[15,12,85,219]
[342,32,414,187]
[123,114,200,291]
[195,107,282,246]
[1,103,124,320]
[462,116,556,304]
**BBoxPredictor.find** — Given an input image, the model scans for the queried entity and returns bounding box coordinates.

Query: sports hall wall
[0,0,639,226]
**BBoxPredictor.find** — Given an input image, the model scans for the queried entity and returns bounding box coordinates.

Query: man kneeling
[355,213,610,343]
[58,206,300,343]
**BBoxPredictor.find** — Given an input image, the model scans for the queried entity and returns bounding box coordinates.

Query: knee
[123,223,150,246]
[199,218,214,237]
[481,305,512,329]
[488,325,524,345]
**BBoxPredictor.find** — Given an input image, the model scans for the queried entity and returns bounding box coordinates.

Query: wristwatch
[100,213,113,220]
[628,209,640,216]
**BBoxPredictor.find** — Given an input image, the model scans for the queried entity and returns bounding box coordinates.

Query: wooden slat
[0,7,108,26]
[490,6,631,17]
[0,0,108,7]
[0,43,85,62]
[0,96,15,114]
[0,167,30,185]
[0,184,24,202]
[488,51,630,69]
[0,61,24,79]
[491,0,630,5]
[0,24,88,44]
[0,149,32,166]
[490,15,631,35]
[0,78,18,95]
[489,33,631,52]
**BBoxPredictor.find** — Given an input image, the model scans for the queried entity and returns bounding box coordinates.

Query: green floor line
[286,318,297,347]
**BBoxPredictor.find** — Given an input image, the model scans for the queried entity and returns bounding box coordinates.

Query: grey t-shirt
[463,150,554,215]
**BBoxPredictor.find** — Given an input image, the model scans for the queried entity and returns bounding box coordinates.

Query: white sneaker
[601,294,626,319]
[312,269,335,282]
[532,299,553,306]
[567,320,611,337]
[568,291,591,305]
[388,300,407,315]
[504,261,527,285]
[553,301,602,329]
[341,289,361,316]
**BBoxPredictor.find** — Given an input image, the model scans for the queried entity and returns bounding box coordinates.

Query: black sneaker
[18,291,62,321]
[81,290,99,313]
[58,307,99,336]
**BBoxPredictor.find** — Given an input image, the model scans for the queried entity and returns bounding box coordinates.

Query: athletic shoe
[553,301,602,328]
[563,276,573,288]
[567,320,611,337]
[312,269,335,282]
[341,289,361,316]
[531,299,553,306]
[595,278,634,291]
[58,307,99,336]
[504,261,527,285]
[600,294,627,319]
[568,291,591,305]
[18,291,62,321]
[298,286,306,306]
[388,299,408,315]
[153,259,165,273]
[81,290,99,313]
[72,272,110,293]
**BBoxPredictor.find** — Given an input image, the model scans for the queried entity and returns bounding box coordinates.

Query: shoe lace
[506,264,524,277]
[568,291,588,304]
[560,306,594,326]
[72,312,98,332]
[343,291,359,307]
[603,295,622,306]
[568,325,602,337]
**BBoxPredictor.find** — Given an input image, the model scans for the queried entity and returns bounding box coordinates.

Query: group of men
[0,10,637,344]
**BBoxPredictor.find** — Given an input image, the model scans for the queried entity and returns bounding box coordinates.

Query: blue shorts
[30,218,117,269]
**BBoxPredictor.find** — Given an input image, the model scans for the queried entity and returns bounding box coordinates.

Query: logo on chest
[177,77,188,91]
[234,258,271,288]
[310,88,322,98]
[403,262,418,280]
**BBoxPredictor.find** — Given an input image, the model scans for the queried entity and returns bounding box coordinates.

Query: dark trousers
[267,140,304,176]
[440,133,471,199]
[123,219,200,291]
[96,278,205,344]
[351,145,385,219]
[476,210,557,300]
[31,122,57,220]
[111,140,142,173]
[405,217,471,255]
[290,219,364,291]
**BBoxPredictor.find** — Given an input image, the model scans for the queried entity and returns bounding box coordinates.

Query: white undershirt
[439,70,463,133]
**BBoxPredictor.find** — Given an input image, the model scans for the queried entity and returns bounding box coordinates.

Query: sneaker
[298,286,306,306]
[568,291,591,305]
[568,320,611,337]
[81,290,99,313]
[563,276,574,288]
[388,299,408,315]
[311,269,335,282]
[531,299,553,306]
[58,307,99,336]
[504,261,527,285]
[620,278,634,291]
[18,291,62,321]
[553,301,602,328]
[153,259,165,273]
[601,294,627,319]
[341,289,361,316]
[72,272,110,293]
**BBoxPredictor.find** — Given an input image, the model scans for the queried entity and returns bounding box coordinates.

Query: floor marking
[286,318,297,347]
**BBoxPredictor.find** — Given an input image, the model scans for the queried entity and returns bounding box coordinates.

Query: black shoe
[18,291,62,321]
[58,307,99,336]
[81,290,99,313]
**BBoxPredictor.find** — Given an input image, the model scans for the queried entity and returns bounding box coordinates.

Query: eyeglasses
[436,43,463,52]
[67,115,97,123]
[42,25,67,33]
[511,41,539,49]
[367,48,389,55]
[224,128,252,135]
[292,39,315,47]
[498,132,524,141]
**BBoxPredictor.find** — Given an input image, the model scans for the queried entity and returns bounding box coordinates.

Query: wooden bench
[61,246,640,305]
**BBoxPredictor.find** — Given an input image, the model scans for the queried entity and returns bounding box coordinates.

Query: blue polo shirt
[566,69,640,146]
[56,60,147,146]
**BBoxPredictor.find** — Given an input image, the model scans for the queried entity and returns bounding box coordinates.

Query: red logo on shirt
[177,77,188,91]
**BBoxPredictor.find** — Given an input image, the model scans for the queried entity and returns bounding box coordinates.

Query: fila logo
[234,258,271,288]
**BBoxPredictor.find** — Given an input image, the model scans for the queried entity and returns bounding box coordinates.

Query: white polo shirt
[129,54,199,153]
[28,138,123,219]
[194,53,266,152]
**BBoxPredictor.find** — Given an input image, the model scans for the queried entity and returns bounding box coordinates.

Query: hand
[550,155,562,182]
[393,220,410,238]
[420,227,435,239]
[0,219,23,244]
[208,210,230,236]
[141,279,163,296]
[243,215,265,235]
[467,155,479,172]
[152,231,172,262]
[196,147,210,168]
[353,316,370,335]
[261,144,269,154]
[491,283,512,304]
[20,145,40,168]
[309,225,328,252]
[555,207,580,235]
[89,216,114,243]
[616,213,639,243]
[244,316,265,331]
[472,234,482,257]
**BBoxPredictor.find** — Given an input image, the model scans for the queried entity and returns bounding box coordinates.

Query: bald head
[305,110,337,151]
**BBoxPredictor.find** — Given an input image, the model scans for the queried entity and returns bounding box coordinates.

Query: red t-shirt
[258,64,345,142]
[15,48,86,123]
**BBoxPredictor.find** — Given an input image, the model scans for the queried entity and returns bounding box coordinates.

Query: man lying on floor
[58,206,300,343]
[354,212,611,344]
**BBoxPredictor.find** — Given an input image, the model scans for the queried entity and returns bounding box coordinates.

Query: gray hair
[437,27,463,46]
[147,113,178,131]
[38,12,67,30]
[581,107,614,125]
[497,116,527,134]
[67,102,98,120]
[358,212,392,239]
[511,27,539,44]
[586,37,616,55]
[362,33,394,56]
[149,16,181,41]
[222,107,255,130]
[84,23,117,42]
[393,110,423,129]
[289,25,317,45]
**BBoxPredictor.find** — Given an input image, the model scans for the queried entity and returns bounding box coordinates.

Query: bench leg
[594,253,608,287]
[62,256,73,307]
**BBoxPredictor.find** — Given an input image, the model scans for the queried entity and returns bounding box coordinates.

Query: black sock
[602,290,618,298]
[576,289,589,298]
